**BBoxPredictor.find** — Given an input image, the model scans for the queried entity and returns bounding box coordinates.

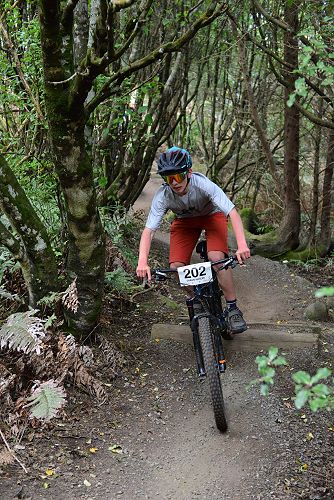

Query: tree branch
[112,0,137,12]
[61,0,80,32]
[268,57,334,129]
[83,2,228,115]
[238,10,334,109]
[0,155,53,258]
[253,0,291,32]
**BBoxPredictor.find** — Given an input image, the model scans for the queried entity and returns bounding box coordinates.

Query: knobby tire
[198,316,228,433]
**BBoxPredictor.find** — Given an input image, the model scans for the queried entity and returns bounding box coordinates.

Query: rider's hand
[136,263,152,281]
[235,244,251,265]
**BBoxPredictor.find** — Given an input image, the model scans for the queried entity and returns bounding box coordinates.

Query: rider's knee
[170,261,186,270]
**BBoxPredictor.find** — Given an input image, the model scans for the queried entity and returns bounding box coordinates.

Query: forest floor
[1,175,334,500]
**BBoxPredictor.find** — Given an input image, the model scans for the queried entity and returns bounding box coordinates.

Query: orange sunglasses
[162,172,187,184]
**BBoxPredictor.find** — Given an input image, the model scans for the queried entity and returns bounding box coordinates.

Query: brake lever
[154,270,171,282]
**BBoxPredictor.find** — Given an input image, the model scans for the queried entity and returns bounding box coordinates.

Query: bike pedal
[218,361,226,373]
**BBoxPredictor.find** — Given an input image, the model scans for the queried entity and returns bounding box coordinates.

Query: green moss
[158,295,180,310]
[282,247,327,262]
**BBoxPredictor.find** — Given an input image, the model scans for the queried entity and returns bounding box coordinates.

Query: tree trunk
[308,101,323,246]
[39,1,106,336]
[319,126,334,254]
[73,0,89,68]
[232,17,282,196]
[0,155,58,305]
[276,1,300,251]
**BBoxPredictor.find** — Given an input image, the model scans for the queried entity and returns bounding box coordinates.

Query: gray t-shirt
[145,172,235,231]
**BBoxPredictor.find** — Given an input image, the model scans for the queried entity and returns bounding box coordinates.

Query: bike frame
[154,241,237,379]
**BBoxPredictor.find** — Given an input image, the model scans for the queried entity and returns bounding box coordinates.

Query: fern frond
[24,380,66,421]
[62,278,79,313]
[0,287,24,303]
[0,310,46,355]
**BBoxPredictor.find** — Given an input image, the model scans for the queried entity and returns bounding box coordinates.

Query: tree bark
[308,101,323,246]
[276,1,300,251]
[39,0,106,336]
[319,126,334,254]
[0,155,58,305]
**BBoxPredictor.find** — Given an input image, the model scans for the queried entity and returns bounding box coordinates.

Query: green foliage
[13,160,62,250]
[253,346,288,396]
[101,205,138,268]
[253,347,334,412]
[0,309,46,355]
[239,209,274,235]
[24,380,66,422]
[292,368,333,412]
[37,291,63,308]
[315,287,334,298]
[0,246,17,283]
[0,8,45,153]
[101,204,134,246]
[287,15,334,107]
[105,268,136,294]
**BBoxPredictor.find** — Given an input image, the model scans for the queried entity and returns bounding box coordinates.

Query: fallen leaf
[89,447,98,453]
[45,469,55,476]
[108,444,123,454]
[300,463,308,471]
[42,482,49,489]
[83,479,91,487]
[306,432,314,441]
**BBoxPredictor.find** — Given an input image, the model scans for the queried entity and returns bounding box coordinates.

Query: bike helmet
[157,146,192,176]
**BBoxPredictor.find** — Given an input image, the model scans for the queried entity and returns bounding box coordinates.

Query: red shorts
[169,212,228,264]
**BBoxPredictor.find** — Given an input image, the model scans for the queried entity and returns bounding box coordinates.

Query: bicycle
[153,240,239,433]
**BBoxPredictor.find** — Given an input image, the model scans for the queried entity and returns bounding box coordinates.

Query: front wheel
[198,316,228,432]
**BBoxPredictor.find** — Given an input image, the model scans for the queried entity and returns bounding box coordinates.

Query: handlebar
[153,255,239,281]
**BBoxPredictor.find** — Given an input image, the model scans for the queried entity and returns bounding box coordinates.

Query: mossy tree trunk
[38,1,105,336]
[37,0,226,336]
[0,155,58,305]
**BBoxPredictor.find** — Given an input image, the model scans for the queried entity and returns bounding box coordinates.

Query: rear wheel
[198,316,228,432]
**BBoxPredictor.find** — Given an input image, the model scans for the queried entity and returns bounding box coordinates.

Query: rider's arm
[136,227,155,280]
[228,208,251,264]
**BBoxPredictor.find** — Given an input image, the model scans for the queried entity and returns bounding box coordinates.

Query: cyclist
[136,146,251,333]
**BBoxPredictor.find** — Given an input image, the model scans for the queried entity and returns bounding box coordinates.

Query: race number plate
[177,262,212,286]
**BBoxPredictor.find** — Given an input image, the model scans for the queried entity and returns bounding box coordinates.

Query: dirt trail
[1,175,333,500]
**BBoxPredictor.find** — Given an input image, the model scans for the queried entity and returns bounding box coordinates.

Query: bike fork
[214,328,227,373]
[186,298,206,377]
